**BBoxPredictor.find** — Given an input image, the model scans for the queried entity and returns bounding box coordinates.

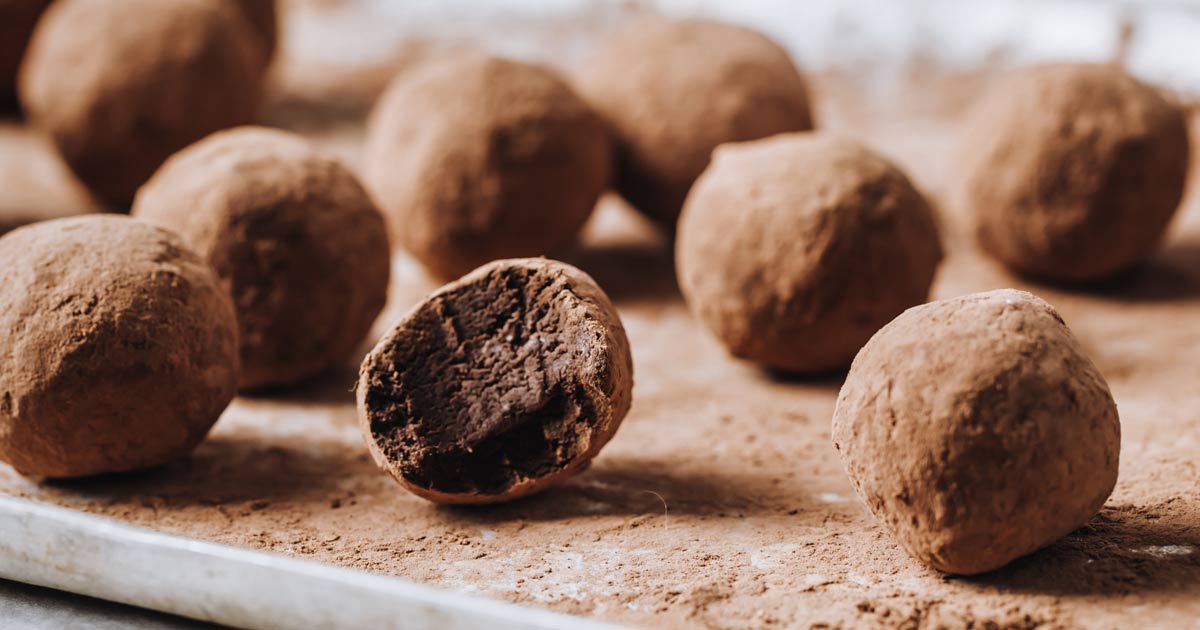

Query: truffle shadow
[43,433,370,507]
[438,455,820,522]
[759,365,848,390]
[1090,238,1200,303]
[238,360,362,405]
[968,502,1200,597]
[562,240,680,305]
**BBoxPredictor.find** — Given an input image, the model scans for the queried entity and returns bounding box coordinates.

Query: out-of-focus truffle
[0,0,52,109]
[356,258,633,504]
[363,53,611,280]
[959,63,1190,282]
[832,289,1121,575]
[0,215,240,478]
[676,133,942,373]
[134,126,391,390]
[19,0,266,206]
[574,17,814,229]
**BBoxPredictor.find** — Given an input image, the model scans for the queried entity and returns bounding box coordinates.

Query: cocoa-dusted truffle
[574,17,814,228]
[19,0,265,207]
[960,63,1190,282]
[832,289,1121,575]
[133,126,391,390]
[0,0,51,109]
[0,216,240,478]
[676,133,942,373]
[363,53,611,281]
[356,258,633,504]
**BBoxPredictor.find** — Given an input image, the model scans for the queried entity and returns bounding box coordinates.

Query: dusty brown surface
[2,10,1200,629]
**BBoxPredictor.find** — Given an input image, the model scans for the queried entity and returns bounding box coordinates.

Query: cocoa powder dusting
[1,25,1199,630]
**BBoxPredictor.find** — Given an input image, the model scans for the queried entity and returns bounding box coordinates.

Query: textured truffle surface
[677,133,942,373]
[960,63,1190,282]
[575,17,814,228]
[0,0,51,109]
[832,289,1121,575]
[364,54,611,280]
[357,258,633,504]
[134,126,391,390]
[19,0,265,207]
[0,215,240,478]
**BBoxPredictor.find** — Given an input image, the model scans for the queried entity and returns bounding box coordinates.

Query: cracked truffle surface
[574,17,813,229]
[960,63,1190,282]
[356,258,633,504]
[19,0,265,207]
[0,215,240,478]
[677,133,942,373]
[832,289,1121,575]
[364,54,611,280]
[134,127,391,390]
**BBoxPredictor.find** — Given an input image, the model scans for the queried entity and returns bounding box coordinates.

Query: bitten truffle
[676,133,942,373]
[363,53,610,280]
[574,17,814,228]
[959,63,1190,282]
[19,0,266,206]
[133,127,391,390]
[356,258,633,504]
[0,0,52,109]
[832,289,1121,575]
[0,216,240,478]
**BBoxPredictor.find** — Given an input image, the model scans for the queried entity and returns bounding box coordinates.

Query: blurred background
[3,0,1199,235]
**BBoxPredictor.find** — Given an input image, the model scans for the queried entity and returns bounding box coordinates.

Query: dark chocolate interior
[361,265,607,496]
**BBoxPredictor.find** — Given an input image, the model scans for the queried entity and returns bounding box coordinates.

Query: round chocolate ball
[0,0,52,109]
[574,17,814,229]
[960,63,1190,282]
[357,258,634,504]
[832,289,1121,575]
[363,53,611,281]
[0,216,240,478]
[133,126,391,390]
[677,133,942,373]
[19,0,266,207]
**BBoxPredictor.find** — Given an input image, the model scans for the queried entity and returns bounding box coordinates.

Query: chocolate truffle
[960,63,1190,282]
[19,0,265,206]
[832,289,1121,575]
[574,17,814,228]
[676,133,942,373]
[0,216,240,478]
[133,126,391,390]
[0,0,52,109]
[363,53,611,280]
[356,258,633,504]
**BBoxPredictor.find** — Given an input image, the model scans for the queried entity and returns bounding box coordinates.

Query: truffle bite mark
[357,259,633,504]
